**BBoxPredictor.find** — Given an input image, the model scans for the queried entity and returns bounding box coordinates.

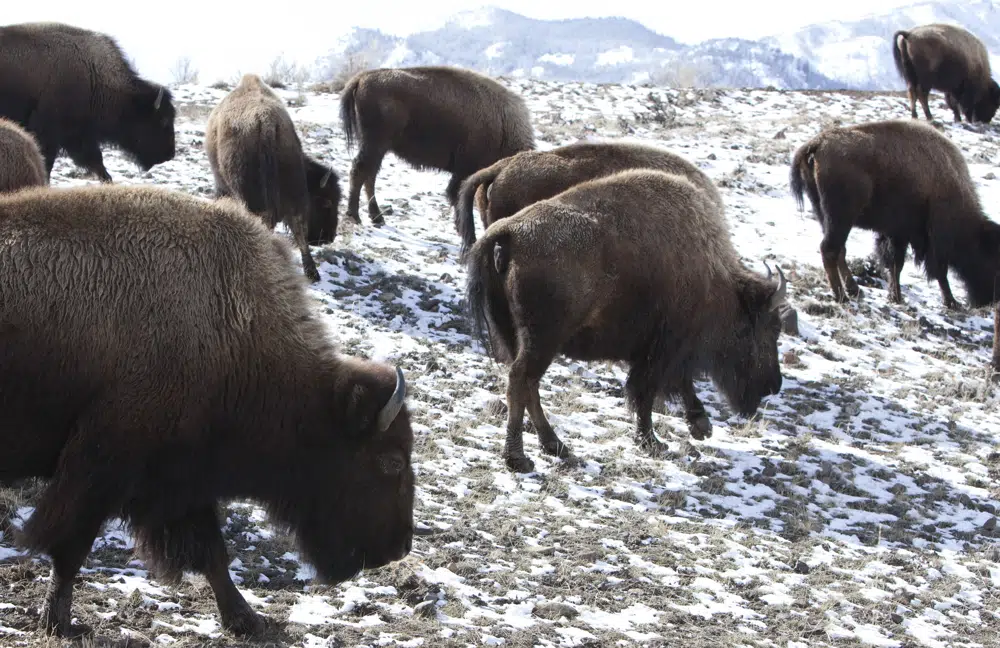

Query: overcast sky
[2,0,921,83]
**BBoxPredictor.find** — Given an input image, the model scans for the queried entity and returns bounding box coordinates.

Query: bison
[790,118,1000,310]
[339,65,535,226]
[0,183,414,638]
[0,117,46,192]
[454,139,725,257]
[206,73,341,283]
[0,21,176,182]
[465,169,788,473]
[893,23,1000,124]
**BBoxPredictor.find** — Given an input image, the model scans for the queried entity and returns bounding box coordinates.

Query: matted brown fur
[893,23,1000,123]
[339,65,535,226]
[0,118,46,192]
[205,73,340,282]
[0,21,175,182]
[465,169,787,473]
[454,139,725,256]
[790,118,1000,310]
[0,182,413,638]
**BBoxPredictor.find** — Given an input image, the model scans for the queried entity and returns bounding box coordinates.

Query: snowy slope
[1,79,1000,647]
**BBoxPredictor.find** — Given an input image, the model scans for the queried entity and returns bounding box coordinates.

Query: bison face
[291,363,415,585]
[306,162,341,246]
[714,265,787,417]
[974,80,1000,124]
[119,84,177,170]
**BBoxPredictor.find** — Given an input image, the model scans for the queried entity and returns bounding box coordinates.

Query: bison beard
[0,184,414,638]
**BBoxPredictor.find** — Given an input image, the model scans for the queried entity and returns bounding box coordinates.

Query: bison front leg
[132,505,269,637]
[66,139,114,183]
[680,380,713,441]
[875,234,907,303]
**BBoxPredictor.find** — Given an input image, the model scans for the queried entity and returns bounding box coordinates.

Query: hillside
[2,79,1000,647]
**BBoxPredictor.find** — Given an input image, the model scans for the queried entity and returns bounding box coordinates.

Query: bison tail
[339,76,361,151]
[465,231,517,364]
[892,30,917,87]
[789,142,818,212]
[456,161,506,261]
[258,123,283,232]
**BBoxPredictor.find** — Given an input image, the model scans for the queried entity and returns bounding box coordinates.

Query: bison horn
[486,183,493,201]
[320,169,332,188]
[768,265,788,311]
[154,87,164,111]
[375,366,406,432]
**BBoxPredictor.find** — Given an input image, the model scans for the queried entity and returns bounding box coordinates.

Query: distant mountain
[313,1,1000,90]
[764,0,1000,90]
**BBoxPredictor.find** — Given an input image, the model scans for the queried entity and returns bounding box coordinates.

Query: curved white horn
[375,367,406,432]
[320,169,332,188]
[154,87,164,110]
[769,266,788,311]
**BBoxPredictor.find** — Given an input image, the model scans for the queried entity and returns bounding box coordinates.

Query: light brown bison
[0,22,176,182]
[0,183,413,638]
[339,65,535,226]
[0,117,46,192]
[790,118,1000,310]
[454,139,725,257]
[206,74,341,283]
[466,169,788,472]
[893,23,1000,123]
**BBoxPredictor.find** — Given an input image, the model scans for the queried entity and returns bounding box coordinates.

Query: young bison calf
[466,169,788,472]
[790,118,1000,310]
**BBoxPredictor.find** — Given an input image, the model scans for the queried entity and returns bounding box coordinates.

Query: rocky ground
[2,77,1000,648]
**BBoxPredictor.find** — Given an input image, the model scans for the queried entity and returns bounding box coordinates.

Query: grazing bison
[0,22,176,182]
[790,118,1000,310]
[339,65,535,226]
[206,74,341,282]
[466,169,788,473]
[0,183,414,637]
[0,117,46,192]
[454,139,725,257]
[893,23,1000,124]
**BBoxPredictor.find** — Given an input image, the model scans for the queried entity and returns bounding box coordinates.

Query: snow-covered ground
[2,78,1000,647]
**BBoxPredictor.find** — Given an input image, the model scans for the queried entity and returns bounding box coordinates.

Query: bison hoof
[944,299,963,312]
[637,434,670,456]
[688,416,712,441]
[539,438,571,459]
[845,284,861,298]
[222,608,269,637]
[504,452,536,473]
[40,605,85,638]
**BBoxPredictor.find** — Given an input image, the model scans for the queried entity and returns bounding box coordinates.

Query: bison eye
[378,452,406,476]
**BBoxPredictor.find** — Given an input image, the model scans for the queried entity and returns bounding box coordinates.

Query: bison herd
[0,17,998,641]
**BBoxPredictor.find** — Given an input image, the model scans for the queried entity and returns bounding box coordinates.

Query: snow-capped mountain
[765,0,1000,90]
[316,2,1000,90]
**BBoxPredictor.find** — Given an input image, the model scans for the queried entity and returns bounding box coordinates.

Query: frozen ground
[2,79,1000,647]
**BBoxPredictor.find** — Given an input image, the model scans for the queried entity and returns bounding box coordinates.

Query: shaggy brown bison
[466,169,788,472]
[206,74,341,282]
[0,22,176,182]
[790,119,1000,310]
[893,23,1000,123]
[340,65,535,226]
[454,139,725,256]
[0,117,46,192]
[0,183,414,637]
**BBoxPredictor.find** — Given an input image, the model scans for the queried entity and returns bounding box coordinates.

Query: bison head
[283,360,414,585]
[712,263,787,417]
[305,159,341,246]
[118,82,176,170]
[974,80,1000,124]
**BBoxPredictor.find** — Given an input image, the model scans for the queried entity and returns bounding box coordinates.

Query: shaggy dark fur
[893,23,1000,123]
[339,65,535,226]
[454,139,725,257]
[206,74,341,283]
[0,21,176,182]
[790,118,1000,310]
[0,117,46,192]
[465,169,788,473]
[0,183,414,638]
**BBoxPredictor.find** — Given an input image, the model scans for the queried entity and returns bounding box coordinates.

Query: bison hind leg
[131,505,270,636]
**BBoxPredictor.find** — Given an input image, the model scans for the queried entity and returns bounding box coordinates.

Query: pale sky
[2,0,920,83]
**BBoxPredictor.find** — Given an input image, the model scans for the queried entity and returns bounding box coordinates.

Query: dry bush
[651,60,712,89]
[312,52,374,94]
[262,54,311,89]
[169,55,199,86]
